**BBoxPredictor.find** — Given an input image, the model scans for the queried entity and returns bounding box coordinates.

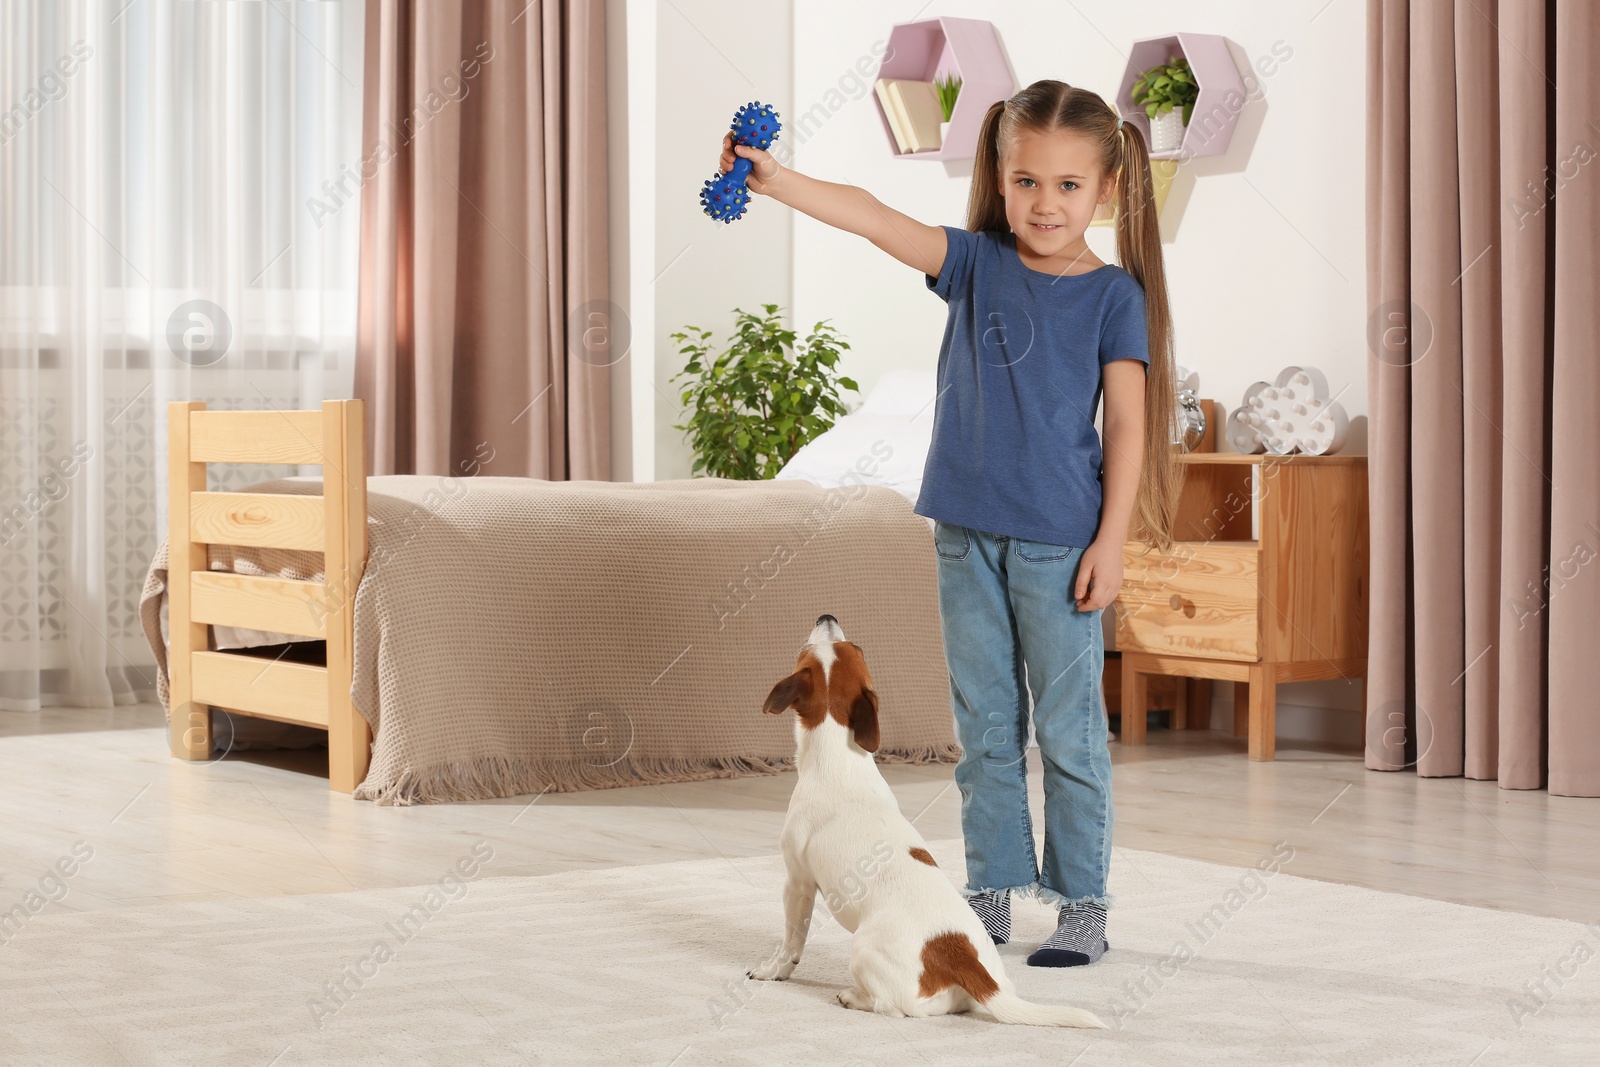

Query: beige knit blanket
[140,476,958,804]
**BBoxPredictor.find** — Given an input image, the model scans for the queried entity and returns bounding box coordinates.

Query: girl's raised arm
[719,134,948,279]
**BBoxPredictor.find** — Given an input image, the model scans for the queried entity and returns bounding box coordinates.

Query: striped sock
[966,889,1011,945]
[1027,902,1109,968]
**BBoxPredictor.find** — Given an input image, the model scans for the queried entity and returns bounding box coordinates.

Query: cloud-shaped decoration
[1227,381,1270,454]
[1228,366,1349,456]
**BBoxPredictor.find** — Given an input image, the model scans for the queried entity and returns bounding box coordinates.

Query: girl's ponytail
[965,101,1009,232]
[1111,121,1182,555]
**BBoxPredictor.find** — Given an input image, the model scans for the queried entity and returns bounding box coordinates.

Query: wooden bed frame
[166,400,372,792]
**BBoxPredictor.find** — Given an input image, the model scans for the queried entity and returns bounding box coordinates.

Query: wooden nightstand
[1113,453,1369,760]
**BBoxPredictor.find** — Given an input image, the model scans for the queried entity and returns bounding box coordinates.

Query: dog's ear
[763,666,813,715]
[848,686,880,753]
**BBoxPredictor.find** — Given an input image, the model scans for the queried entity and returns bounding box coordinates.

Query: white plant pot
[938,119,950,148]
[1149,109,1184,153]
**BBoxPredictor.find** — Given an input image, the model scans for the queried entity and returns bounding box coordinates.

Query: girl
[719,80,1180,966]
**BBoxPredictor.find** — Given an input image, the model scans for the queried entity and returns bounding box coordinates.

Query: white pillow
[775,412,933,502]
[855,368,939,418]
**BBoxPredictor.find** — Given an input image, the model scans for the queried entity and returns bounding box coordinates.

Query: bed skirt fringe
[353,743,964,806]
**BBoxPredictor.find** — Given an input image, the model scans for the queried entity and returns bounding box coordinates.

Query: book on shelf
[873,79,911,153]
[876,78,944,153]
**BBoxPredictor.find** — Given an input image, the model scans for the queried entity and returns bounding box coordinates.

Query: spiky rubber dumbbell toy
[701,101,782,223]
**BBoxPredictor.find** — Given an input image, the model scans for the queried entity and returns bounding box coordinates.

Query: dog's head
[761,614,880,754]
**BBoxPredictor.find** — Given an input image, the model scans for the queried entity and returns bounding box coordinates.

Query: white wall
[615,0,796,481]
[617,0,1370,747]
[789,1,1369,442]
[785,1,1369,748]
[647,0,795,481]
[606,0,635,478]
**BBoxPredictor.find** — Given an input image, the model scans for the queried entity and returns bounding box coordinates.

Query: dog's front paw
[747,960,797,981]
[748,948,798,981]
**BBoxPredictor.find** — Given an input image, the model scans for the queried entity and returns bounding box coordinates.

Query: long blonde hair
[966,79,1182,554]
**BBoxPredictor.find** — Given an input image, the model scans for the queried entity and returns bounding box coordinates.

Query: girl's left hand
[1074,538,1124,612]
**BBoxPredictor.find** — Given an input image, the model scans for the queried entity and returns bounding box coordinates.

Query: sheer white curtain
[0,1,363,711]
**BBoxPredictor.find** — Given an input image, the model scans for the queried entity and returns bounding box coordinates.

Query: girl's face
[996,127,1116,259]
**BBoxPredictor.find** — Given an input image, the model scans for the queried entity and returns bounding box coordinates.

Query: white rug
[1,839,1594,1066]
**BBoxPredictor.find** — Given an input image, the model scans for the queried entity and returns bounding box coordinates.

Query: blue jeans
[933,521,1114,910]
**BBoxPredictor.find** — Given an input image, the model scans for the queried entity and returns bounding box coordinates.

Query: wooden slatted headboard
[166,400,371,792]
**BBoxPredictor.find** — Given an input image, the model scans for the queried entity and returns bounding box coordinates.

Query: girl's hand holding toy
[701,100,782,223]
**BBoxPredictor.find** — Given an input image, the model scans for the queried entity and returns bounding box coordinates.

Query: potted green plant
[934,72,962,148]
[670,304,857,480]
[1130,53,1198,153]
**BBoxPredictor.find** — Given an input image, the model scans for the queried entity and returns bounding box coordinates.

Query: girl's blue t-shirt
[917,224,1150,549]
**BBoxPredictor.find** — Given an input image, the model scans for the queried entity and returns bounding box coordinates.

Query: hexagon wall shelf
[873,18,1016,161]
[1089,158,1179,229]
[1115,33,1245,161]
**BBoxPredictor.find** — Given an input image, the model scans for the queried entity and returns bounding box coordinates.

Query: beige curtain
[1366,0,1600,796]
[356,0,611,479]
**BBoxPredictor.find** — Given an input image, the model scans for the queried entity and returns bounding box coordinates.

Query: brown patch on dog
[762,660,826,731]
[764,643,881,750]
[826,643,880,752]
[916,931,999,1003]
[908,847,936,867]
[846,687,880,752]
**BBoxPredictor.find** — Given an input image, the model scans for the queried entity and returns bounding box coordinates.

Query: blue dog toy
[701,101,782,223]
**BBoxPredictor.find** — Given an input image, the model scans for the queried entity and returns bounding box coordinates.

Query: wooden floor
[1,704,1594,924]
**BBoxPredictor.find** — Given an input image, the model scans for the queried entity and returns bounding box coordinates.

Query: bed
[774,369,938,501]
[146,400,959,803]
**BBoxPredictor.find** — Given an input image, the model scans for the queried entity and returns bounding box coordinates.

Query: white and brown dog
[749,614,1106,1028]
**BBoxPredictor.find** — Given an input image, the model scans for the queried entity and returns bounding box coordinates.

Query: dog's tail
[925,932,1107,1029]
[975,989,1108,1029]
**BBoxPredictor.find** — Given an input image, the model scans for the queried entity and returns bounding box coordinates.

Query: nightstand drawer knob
[1169,594,1197,618]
